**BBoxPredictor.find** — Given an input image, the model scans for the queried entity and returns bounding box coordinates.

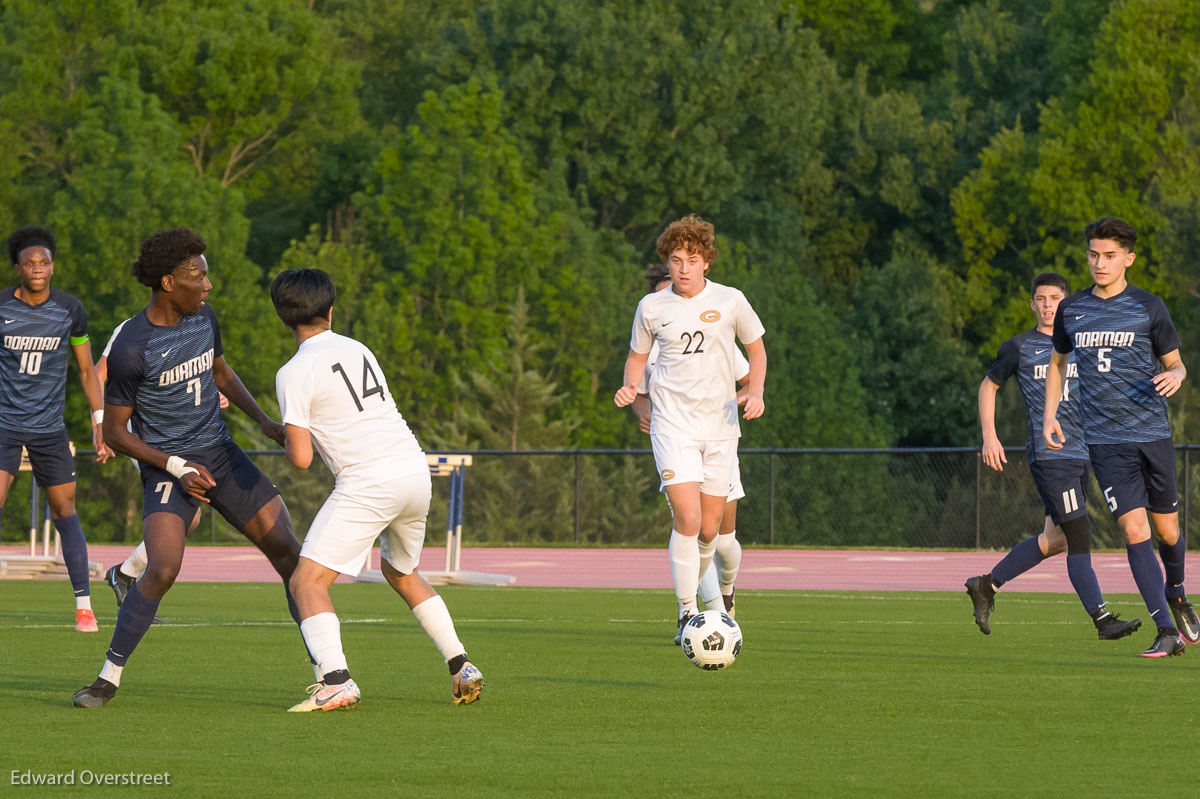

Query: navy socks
[54,514,91,597]
[1127,540,1174,630]
[1065,554,1104,615]
[106,582,161,666]
[1158,536,1187,600]
[990,536,1046,586]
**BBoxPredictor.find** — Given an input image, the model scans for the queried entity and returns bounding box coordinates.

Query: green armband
[70,334,89,346]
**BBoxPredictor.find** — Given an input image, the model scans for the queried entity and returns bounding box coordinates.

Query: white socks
[99,659,123,687]
[76,595,92,611]
[698,536,717,587]
[715,531,742,594]
[669,530,700,617]
[121,541,148,579]
[411,595,466,662]
[697,563,721,608]
[299,612,348,680]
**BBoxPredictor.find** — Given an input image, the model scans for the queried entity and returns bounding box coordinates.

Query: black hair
[8,226,56,264]
[131,228,207,289]
[1031,271,1070,296]
[270,268,336,328]
[1084,217,1137,252]
[645,263,670,294]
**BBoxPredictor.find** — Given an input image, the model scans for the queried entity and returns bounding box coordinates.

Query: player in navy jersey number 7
[965,272,1139,640]
[0,226,113,633]
[73,228,308,707]
[1044,217,1199,658]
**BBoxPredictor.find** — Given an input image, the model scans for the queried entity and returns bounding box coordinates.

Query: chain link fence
[4,447,1200,550]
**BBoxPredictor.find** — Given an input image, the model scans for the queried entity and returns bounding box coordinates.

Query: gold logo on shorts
[700,310,721,323]
[661,469,675,480]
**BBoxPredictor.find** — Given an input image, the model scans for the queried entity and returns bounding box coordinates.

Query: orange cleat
[75,608,99,633]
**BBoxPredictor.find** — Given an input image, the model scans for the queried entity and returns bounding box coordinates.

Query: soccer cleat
[1141,627,1185,658]
[105,565,170,625]
[287,679,361,712]
[75,608,98,633]
[722,588,736,619]
[1093,612,1141,641]
[964,575,996,635]
[1167,596,1200,645]
[452,662,484,705]
[674,613,693,646]
[73,678,117,708]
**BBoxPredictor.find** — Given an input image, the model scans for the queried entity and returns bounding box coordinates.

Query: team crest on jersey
[661,469,675,480]
[700,310,721,323]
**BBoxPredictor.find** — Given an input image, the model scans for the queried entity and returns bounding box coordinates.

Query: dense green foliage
[6,581,1194,795]
[2,0,1198,461]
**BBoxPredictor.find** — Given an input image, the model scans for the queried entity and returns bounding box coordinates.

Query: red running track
[4,544,1194,593]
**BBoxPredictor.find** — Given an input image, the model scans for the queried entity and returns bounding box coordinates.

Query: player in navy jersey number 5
[1045,217,1199,658]
[965,272,1139,641]
[1,226,112,632]
[74,228,307,707]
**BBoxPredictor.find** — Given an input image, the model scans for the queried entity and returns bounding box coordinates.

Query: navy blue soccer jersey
[1052,285,1180,444]
[987,328,1087,461]
[0,287,88,433]
[105,304,231,452]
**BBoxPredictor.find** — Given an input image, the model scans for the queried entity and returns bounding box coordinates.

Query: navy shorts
[141,438,280,529]
[1088,438,1178,517]
[0,426,77,488]
[1027,457,1090,526]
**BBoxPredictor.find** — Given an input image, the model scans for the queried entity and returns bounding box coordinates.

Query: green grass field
[3,582,1196,797]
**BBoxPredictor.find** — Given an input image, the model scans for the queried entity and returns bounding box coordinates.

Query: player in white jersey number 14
[614,214,766,645]
[271,268,482,711]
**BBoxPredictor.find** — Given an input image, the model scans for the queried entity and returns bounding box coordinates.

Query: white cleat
[287,679,361,712]
[452,663,483,705]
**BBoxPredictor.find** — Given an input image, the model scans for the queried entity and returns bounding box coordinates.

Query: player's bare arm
[739,337,766,419]
[614,349,649,407]
[101,402,216,500]
[977,377,1006,471]
[1153,349,1186,397]
[1042,350,1068,450]
[282,424,313,469]
[72,340,114,463]
[212,354,285,445]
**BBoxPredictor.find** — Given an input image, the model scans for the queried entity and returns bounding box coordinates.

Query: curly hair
[655,214,717,265]
[644,263,671,293]
[132,228,207,289]
[8,225,56,264]
[1084,217,1137,252]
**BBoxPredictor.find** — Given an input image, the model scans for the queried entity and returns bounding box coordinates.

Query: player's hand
[981,435,1006,472]
[738,391,764,419]
[1042,419,1065,450]
[218,391,230,409]
[92,426,115,464]
[260,419,286,447]
[180,463,216,503]
[614,384,638,407]
[1153,371,1183,397]
[637,412,652,434]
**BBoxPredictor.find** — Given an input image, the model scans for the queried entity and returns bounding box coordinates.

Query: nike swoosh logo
[661,321,672,327]
[314,686,350,707]
[1035,349,1047,355]
[161,348,173,357]
[3,319,14,324]
[1074,315,1085,320]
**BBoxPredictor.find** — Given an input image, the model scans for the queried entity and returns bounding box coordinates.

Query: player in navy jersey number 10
[73,228,309,707]
[1044,217,1199,658]
[965,272,1139,640]
[1,226,112,632]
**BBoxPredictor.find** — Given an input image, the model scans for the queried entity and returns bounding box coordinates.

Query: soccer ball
[680,610,742,670]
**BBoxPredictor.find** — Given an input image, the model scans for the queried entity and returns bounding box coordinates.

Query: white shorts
[300,469,432,577]
[728,454,744,502]
[650,434,738,496]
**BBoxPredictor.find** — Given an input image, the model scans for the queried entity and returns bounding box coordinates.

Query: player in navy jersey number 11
[1,226,112,632]
[73,228,309,707]
[965,272,1139,640]
[1045,217,1199,658]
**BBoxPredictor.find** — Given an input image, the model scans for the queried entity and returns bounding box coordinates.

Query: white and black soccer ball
[680,610,742,670]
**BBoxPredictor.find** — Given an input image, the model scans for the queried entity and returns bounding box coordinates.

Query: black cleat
[1141,627,1185,658]
[1167,596,1200,645]
[722,588,736,619]
[73,678,118,708]
[105,564,170,625]
[1093,611,1141,640]
[674,613,693,646]
[964,575,996,635]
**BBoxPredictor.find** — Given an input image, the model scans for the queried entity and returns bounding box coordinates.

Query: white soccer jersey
[636,341,750,394]
[630,280,764,440]
[276,330,426,483]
